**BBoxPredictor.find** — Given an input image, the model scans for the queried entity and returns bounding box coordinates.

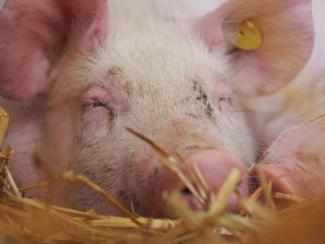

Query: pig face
[0,0,314,216]
[42,2,255,215]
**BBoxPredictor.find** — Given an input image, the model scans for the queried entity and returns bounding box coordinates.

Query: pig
[240,0,325,199]
[0,0,314,216]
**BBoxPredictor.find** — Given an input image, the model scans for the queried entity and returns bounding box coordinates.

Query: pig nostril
[181,187,192,196]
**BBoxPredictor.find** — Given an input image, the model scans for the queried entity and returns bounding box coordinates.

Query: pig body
[0,0,314,215]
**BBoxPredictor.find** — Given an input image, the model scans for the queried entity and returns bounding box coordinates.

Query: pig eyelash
[82,101,108,109]
[82,99,114,115]
[88,101,108,108]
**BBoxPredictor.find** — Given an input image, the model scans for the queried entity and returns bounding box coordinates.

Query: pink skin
[0,0,107,100]
[248,0,325,200]
[154,150,247,216]
[253,121,325,199]
[0,0,314,216]
[198,0,314,96]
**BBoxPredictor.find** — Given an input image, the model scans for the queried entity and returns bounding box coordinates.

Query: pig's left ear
[197,0,314,96]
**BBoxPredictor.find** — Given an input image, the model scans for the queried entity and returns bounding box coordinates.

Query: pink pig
[0,0,314,216]
[243,0,325,199]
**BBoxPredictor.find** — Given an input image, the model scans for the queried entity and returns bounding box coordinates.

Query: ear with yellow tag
[197,0,314,96]
[0,106,9,146]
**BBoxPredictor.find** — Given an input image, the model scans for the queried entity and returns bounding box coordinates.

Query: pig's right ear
[197,0,314,96]
[0,0,107,101]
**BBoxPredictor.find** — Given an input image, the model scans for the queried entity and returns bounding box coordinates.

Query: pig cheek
[82,107,111,139]
[126,154,161,215]
[42,104,80,172]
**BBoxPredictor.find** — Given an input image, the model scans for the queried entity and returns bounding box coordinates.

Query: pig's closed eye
[82,97,115,132]
[84,100,108,109]
[81,85,111,111]
[218,96,233,111]
[219,96,232,105]
[81,85,115,128]
[82,99,114,117]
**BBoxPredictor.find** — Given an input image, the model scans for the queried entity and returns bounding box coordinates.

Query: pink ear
[0,0,107,101]
[197,0,314,96]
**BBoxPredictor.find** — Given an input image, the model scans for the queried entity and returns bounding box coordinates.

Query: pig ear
[197,0,314,96]
[0,0,107,101]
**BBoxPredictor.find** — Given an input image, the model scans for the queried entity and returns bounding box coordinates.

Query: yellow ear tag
[234,20,262,51]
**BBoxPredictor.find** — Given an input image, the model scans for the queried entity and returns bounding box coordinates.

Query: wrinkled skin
[0,0,314,216]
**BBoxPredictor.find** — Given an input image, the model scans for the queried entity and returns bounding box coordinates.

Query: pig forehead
[69,0,231,96]
[93,28,229,93]
[51,3,231,101]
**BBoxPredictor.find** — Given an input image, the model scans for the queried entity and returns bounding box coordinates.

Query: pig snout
[154,149,248,214]
[250,123,325,202]
[251,164,298,196]
[252,161,325,201]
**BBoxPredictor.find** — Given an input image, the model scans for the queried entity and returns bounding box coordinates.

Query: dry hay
[0,106,325,244]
